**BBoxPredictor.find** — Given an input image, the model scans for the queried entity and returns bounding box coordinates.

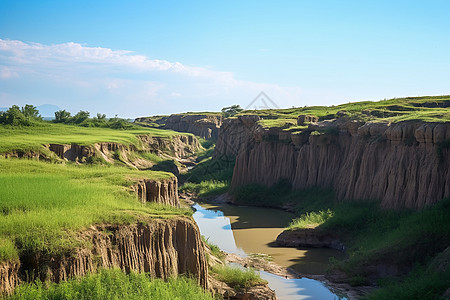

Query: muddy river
[193,202,348,300]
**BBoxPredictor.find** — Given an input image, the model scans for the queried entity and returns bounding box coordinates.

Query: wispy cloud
[0,39,302,117]
[0,66,19,79]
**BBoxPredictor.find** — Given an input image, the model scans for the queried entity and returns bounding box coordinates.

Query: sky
[0,0,449,118]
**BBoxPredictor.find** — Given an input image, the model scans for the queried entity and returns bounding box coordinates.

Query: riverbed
[192,202,348,300]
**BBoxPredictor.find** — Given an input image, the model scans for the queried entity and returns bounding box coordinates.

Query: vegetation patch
[211,265,266,290]
[7,268,214,300]
[366,266,450,300]
[0,122,186,154]
[201,236,224,261]
[236,95,450,129]
[288,209,334,229]
[180,153,235,197]
[261,184,450,297]
[233,179,329,208]
[0,159,189,262]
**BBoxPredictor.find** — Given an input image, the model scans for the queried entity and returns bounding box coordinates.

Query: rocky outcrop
[163,114,223,140]
[137,134,201,159]
[276,229,345,251]
[0,261,19,295]
[131,177,180,206]
[216,117,450,209]
[48,144,96,161]
[14,218,208,294]
[297,115,319,125]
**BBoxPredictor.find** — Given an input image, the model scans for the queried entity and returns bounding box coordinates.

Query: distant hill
[36,104,61,118]
[0,104,61,118]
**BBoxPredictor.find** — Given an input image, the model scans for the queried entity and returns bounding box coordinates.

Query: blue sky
[0,0,449,117]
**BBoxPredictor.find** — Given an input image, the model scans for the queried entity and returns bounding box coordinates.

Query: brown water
[193,202,348,299]
[193,202,344,275]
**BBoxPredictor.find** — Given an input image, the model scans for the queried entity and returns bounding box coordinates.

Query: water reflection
[193,203,246,256]
[192,203,348,300]
[260,271,346,300]
[193,203,344,275]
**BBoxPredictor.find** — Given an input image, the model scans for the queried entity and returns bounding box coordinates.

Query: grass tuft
[211,265,266,290]
[288,209,334,229]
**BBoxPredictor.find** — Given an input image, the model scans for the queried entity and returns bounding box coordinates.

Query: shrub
[0,104,42,126]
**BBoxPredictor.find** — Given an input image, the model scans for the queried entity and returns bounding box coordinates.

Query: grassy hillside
[238,95,450,128]
[0,122,191,154]
[0,158,189,263]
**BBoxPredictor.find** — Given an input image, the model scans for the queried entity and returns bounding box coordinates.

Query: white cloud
[0,66,18,79]
[0,38,304,117]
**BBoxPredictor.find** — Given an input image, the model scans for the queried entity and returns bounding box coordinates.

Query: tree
[96,113,106,120]
[54,110,72,123]
[221,105,243,118]
[72,111,90,124]
[21,104,40,119]
[1,105,28,126]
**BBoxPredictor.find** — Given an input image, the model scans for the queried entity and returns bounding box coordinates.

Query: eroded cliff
[137,114,223,140]
[7,133,202,171]
[2,217,208,295]
[131,177,180,206]
[216,116,450,209]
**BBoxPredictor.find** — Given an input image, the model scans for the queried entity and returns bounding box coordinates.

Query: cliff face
[137,134,201,159]
[0,261,19,295]
[2,218,208,295]
[216,116,450,209]
[39,134,201,170]
[132,177,180,206]
[163,114,223,140]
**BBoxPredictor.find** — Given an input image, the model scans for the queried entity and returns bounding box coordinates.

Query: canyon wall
[2,217,208,294]
[216,116,450,209]
[147,114,223,140]
[43,134,200,164]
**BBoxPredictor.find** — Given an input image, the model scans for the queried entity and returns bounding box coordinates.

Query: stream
[192,202,348,300]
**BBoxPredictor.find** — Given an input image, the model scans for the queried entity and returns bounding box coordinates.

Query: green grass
[0,159,190,262]
[287,209,334,229]
[180,152,235,197]
[180,181,228,197]
[258,118,297,129]
[201,236,224,261]
[282,192,450,274]
[366,267,450,300]
[7,268,214,300]
[237,95,450,129]
[137,152,164,163]
[211,265,266,290]
[0,122,190,154]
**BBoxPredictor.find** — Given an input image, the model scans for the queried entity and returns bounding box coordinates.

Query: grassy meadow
[0,121,190,154]
[237,95,450,129]
[0,158,189,262]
